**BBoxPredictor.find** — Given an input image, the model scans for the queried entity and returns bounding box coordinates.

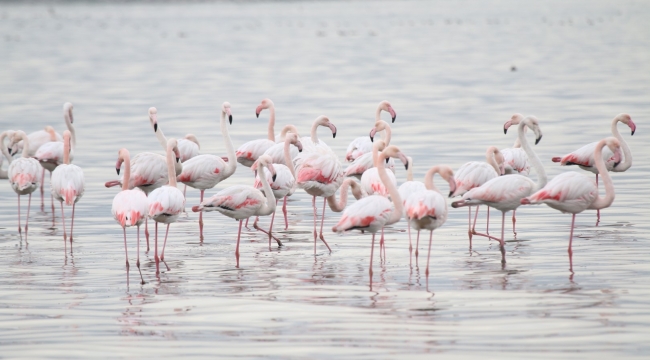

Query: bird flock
[1,100,636,285]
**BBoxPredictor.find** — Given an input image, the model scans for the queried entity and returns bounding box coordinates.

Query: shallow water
[1,0,649,357]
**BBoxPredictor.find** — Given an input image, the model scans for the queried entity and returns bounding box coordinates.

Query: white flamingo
[235,98,277,167]
[111,148,149,283]
[263,124,301,165]
[451,116,547,263]
[176,102,236,240]
[0,130,16,180]
[345,100,396,162]
[148,138,186,274]
[51,130,85,242]
[345,120,396,179]
[551,113,635,221]
[522,137,621,272]
[192,155,278,267]
[7,131,41,240]
[501,113,530,175]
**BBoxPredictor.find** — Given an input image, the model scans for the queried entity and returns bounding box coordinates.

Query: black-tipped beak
[272,174,277,182]
[385,157,389,164]
[503,127,508,134]
[154,123,158,132]
[535,135,542,145]
[370,135,374,142]
[116,168,120,175]
[298,148,303,153]
[332,132,337,139]
[176,157,180,163]
[631,129,635,136]
[391,116,396,123]
[256,112,260,118]
[404,163,409,170]
[229,115,233,124]
[448,191,453,198]
[613,161,621,168]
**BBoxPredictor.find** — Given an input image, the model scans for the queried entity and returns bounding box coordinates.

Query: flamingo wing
[345,136,373,162]
[148,186,186,218]
[112,188,149,227]
[8,158,41,192]
[360,167,396,197]
[502,148,530,175]
[332,195,393,233]
[236,139,275,167]
[177,154,227,189]
[178,138,200,162]
[526,172,597,213]
[254,164,294,199]
[34,141,67,165]
[263,143,300,165]
[51,164,85,205]
[129,152,169,190]
[453,161,499,196]
[461,175,536,212]
[198,185,265,219]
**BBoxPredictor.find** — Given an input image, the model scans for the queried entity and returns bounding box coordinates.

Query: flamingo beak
[328,124,337,138]
[448,178,457,198]
[369,128,377,142]
[389,107,396,123]
[116,168,120,175]
[69,110,74,124]
[296,141,303,153]
[151,113,158,132]
[629,120,636,136]
[191,205,201,212]
[267,163,277,182]
[503,120,512,134]
[520,198,531,205]
[255,105,263,118]
[226,109,233,124]
[535,135,542,145]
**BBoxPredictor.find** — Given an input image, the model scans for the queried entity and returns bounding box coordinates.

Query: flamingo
[398,156,426,255]
[358,121,399,196]
[450,146,505,247]
[110,148,149,284]
[451,116,547,263]
[235,98,276,167]
[551,113,635,221]
[332,145,408,274]
[7,131,41,239]
[51,130,85,242]
[148,138,186,274]
[192,155,278,267]
[0,130,16,179]
[263,125,301,165]
[345,120,396,179]
[176,102,236,240]
[521,137,621,271]
[403,165,456,275]
[10,102,73,156]
[148,107,184,175]
[326,177,364,212]
[345,100,396,162]
[294,115,342,254]
[253,132,303,237]
[501,113,532,235]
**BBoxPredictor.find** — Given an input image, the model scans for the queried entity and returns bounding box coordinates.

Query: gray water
[1,0,649,358]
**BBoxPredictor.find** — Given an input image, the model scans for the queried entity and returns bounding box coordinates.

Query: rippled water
[1,0,649,357]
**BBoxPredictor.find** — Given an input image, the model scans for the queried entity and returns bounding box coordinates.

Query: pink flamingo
[192,155,278,267]
[7,131,41,240]
[522,137,621,271]
[359,122,398,196]
[148,108,184,176]
[452,116,547,263]
[110,148,149,283]
[403,165,456,275]
[345,120,396,179]
[176,102,236,240]
[263,125,301,166]
[294,115,342,254]
[332,145,408,274]
[345,100,396,162]
[51,130,85,242]
[0,130,16,179]
[502,114,530,175]
[551,113,635,221]
[450,146,505,247]
[235,98,277,167]
[148,138,185,274]
[398,156,426,255]
[254,132,303,237]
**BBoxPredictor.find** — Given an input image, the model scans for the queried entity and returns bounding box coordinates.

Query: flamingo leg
[25,193,32,240]
[512,210,517,236]
[415,230,420,257]
[160,224,171,271]
[183,184,187,199]
[137,225,144,284]
[471,205,480,233]
[425,230,433,276]
[268,200,278,250]
[154,222,160,274]
[70,202,76,242]
[380,227,386,261]
[60,202,67,241]
[123,227,129,268]
[282,196,288,230]
[312,196,317,254]
[145,218,150,252]
[407,218,413,254]
[245,217,250,228]
[40,168,45,211]
[199,190,204,241]
[467,207,472,248]
[596,174,600,221]
[486,206,490,235]
[568,213,576,272]
[499,211,506,264]
[318,198,332,253]
[235,219,242,268]
[50,172,54,214]
[17,194,21,234]
[369,233,375,275]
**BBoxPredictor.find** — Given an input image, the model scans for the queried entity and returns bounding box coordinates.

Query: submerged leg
[154,222,160,274]
[499,212,506,264]
[40,168,45,211]
[369,233,376,275]
[486,206,490,234]
[17,195,21,234]
[25,194,32,240]
[415,230,420,257]
[268,200,278,250]
[136,225,144,284]
[467,207,472,248]
[145,218,150,251]
[512,210,517,236]
[312,196,317,254]
[160,224,171,271]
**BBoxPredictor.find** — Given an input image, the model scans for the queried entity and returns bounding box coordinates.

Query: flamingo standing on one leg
[110,148,149,284]
[450,146,505,248]
[345,100,396,162]
[522,137,622,272]
[332,145,408,275]
[451,116,547,263]
[192,155,278,267]
[7,131,41,240]
[294,115,342,254]
[254,132,303,241]
[235,98,277,167]
[51,130,85,242]
[148,138,186,274]
[403,165,456,276]
[551,113,635,222]
[176,102,237,240]
[502,113,531,236]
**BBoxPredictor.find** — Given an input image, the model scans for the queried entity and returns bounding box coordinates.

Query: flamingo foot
[319,232,332,253]
[162,260,171,272]
[254,222,282,246]
[472,230,502,242]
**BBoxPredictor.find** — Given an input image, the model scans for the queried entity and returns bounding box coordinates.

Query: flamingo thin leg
[312,196,317,254]
[407,218,413,254]
[268,200,278,250]
[145,218,150,251]
[596,174,600,221]
[25,194,32,240]
[500,211,506,264]
[425,230,433,276]
[369,233,376,275]
[137,225,144,284]
[486,206,490,234]
[568,213,576,272]
[60,202,67,241]
[467,207,472,248]
[17,194,21,234]
[471,205,480,233]
[415,230,420,257]
[40,168,45,211]
[70,203,76,242]
[160,224,171,271]
[512,210,517,236]
[282,196,288,230]
[318,198,332,253]
[199,190,204,241]
[123,227,129,268]
[380,227,386,261]
[235,219,242,268]
[154,222,160,274]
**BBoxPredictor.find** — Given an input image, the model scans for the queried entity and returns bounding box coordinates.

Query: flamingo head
[222,102,233,124]
[148,107,158,132]
[286,132,303,152]
[115,151,126,175]
[615,113,635,135]
[522,115,543,145]
[436,166,456,197]
[316,115,337,138]
[379,100,397,122]
[369,120,390,143]
[503,113,524,134]
[381,145,408,170]
[63,102,74,124]
[605,137,622,167]
[8,131,27,153]
[256,98,274,118]
[252,154,277,182]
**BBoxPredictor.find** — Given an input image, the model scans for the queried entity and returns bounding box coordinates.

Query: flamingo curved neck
[611,117,632,171]
[485,147,500,174]
[256,165,277,215]
[310,120,321,145]
[378,152,403,224]
[65,110,76,148]
[379,122,392,146]
[165,143,178,187]
[120,151,131,191]
[327,178,362,212]
[589,140,615,210]
[17,132,30,159]
[424,166,441,193]
[406,157,414,181]
[267,105,276,142]
[63,133,71,165]
[0,132,13,167]
[221,109,237,176]
[374,105,383,122]
[280,124,299,139]
[154,120,168,151]
[518,121,547,190]
[284,138,297,179]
